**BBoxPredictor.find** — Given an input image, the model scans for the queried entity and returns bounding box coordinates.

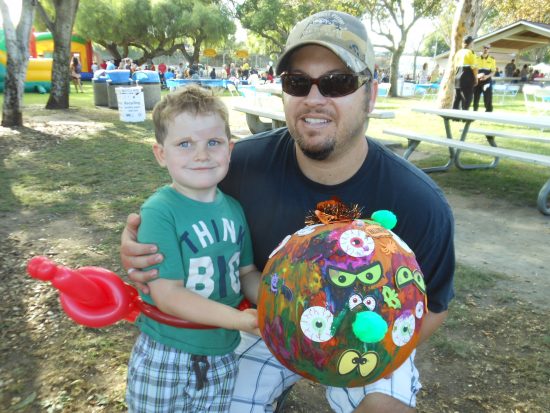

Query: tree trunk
[389,45,405,98]
[36,0,79,109]
[437,0,479,108]
[0,0,35,127]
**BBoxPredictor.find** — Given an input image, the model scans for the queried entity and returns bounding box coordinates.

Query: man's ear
[152,143,166,167]
[368,80,378,114]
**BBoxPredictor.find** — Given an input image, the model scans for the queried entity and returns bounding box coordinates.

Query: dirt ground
[1,106,549,412]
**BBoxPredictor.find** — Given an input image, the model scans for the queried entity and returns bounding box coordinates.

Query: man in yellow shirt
[452,35,478,110]
[474,44,497,112]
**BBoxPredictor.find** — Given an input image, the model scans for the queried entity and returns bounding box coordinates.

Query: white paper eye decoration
[363,295,377,311]
[348,294,363,310]
[415,301,424,319]
[300,306,334,342]
[339,229,375,257]
[392,312,415,346]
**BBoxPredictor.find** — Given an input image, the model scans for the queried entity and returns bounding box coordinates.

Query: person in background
[418,62,429,84]
[220,65,228,79]
[69,56,84,93]
[504,59,516,78]
[473,44,496,113]
[266,66,274,83]
[520,64,529,82]
[106,60,116,71]
[120,10,455,413]
[91,60,99,74]
[210,66,217,79]
[241,61,250,79]
[157,62,167,89]
[125,85,260,412]
[430,63,440,83]
[452,35,478,110]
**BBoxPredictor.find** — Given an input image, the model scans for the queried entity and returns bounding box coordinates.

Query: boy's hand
[239,308,260,336]
[120,213,163,294]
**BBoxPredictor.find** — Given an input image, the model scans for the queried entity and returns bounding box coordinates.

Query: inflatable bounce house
[0,28,94,93]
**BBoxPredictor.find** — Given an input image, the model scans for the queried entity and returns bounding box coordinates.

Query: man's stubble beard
[290,118,368,162]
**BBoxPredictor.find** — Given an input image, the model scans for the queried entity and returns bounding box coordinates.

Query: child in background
[126,84,260,412]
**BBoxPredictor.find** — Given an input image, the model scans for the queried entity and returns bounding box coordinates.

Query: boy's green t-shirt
[136,185,254,355]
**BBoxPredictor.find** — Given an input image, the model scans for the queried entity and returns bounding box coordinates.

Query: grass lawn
[1,86,549,412]
[10,83,549,211]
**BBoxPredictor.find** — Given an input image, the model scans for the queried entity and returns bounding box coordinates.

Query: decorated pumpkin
[258,200,427,387]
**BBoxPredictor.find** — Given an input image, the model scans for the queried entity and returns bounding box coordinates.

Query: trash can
[133,70,161,110]
[106,70,132,109]
[92,75,109,107]
[115,86,146,122]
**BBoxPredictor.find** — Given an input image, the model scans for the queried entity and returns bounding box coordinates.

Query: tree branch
[35,0,54,33]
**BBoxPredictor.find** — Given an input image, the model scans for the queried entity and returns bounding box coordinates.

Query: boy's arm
[149,278,259,335]
[239,264,261,305]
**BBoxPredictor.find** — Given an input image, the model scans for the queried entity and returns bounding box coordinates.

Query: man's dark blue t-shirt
[220,128,455,313]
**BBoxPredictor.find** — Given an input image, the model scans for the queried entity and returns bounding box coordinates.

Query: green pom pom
[371,210,397,230]
[352,311,388,343]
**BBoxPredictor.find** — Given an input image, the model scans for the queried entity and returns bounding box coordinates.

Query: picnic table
[166,78,234,92]
[233,104,395,134]
[383,108,550,215]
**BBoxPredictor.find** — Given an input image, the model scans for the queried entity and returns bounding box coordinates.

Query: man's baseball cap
[275,11,375,76]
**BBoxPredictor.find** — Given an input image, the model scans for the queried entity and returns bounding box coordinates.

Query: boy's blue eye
[208,139,221,147]
[179,141,190,148]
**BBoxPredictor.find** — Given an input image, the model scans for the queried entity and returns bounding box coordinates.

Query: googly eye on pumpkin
[300,306,334,343]
[356,262,382,286]
[392,312,415,346]
[339,229,375,258]
[413,270,426,294]
[395,266,414,289]
[348,294,363,309]
[363,295,377,311]
[328,267,357,287]
[415,301,424,319]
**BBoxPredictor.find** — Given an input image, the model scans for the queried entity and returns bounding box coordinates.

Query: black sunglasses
[280,72,371,97]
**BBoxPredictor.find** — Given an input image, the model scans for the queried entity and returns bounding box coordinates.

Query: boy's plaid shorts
[126,333,237,412]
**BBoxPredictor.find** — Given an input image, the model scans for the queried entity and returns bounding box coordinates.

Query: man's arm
[418,310,448,345]
[120,213,163,293]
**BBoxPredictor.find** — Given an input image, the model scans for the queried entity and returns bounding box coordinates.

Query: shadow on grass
[0,116,165,411]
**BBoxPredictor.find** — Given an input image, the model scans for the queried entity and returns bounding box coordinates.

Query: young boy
[126,85,260,412]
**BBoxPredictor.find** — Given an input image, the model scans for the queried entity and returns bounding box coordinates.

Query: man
[473,44,496,112]
[504,59,516,78]
[452,35,478,110]
[121,10,455,413]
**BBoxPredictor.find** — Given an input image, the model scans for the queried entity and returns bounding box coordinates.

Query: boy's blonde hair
[152,84,231,143]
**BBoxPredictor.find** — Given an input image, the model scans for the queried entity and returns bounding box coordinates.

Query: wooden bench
[232,105,286,134]
[383,128,550,215]
[465,128,550,143]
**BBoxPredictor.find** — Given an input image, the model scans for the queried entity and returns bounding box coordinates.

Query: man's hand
[120,213,163,294]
